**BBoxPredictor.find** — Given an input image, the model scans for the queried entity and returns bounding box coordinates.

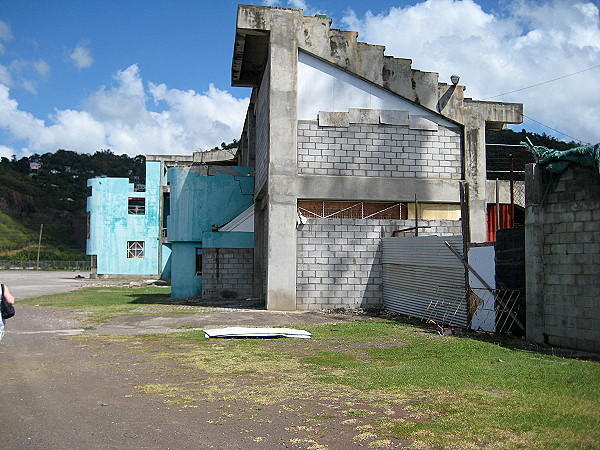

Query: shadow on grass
[377,311,600,362]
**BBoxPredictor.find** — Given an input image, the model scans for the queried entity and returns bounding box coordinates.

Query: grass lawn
[18,285,173,323]
[147,322,599,448]
[24,286,600,448]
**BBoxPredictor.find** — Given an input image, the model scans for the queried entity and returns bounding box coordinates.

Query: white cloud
[0,144,15,159]
[341,0,600,144]
[69,42,94,69]
[0,20,50,93]
[4,58,51,94]
[0,64,249,157]
[0,20,12,55]
[0,65,11,86]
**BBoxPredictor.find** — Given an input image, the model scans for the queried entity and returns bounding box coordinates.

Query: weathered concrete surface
[91,308,351,335]
[232,4,524,311]
[0,270,353,336]
[0,272,362,449]
[0,301,393,450]
[0,270,93,300]
[526,163,600,353]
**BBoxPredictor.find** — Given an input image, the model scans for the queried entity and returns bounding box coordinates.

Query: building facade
[232,5,523,310]
[87,160,165,276]
[167,165,254,299]
[87,155,255,301]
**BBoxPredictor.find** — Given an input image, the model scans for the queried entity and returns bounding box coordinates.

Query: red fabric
[486,204,512,242]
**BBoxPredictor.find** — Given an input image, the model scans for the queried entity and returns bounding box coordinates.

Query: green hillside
[0,149,145,261]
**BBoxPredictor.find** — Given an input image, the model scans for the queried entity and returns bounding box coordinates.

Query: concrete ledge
[297,175,462,202]
[318,111,349,127]
[380,110,409,125]
[409,115,438,131]
[349,108,380,124]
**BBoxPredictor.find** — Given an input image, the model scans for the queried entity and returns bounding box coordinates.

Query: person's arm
[3,285,15,305]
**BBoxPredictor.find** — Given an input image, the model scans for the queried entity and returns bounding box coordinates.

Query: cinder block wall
[298,120,461,178]
[296,218,462,310]
[526,164,600,352]
[202,248,254,300]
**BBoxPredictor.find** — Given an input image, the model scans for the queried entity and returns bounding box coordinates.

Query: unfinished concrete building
[231,5,523,311]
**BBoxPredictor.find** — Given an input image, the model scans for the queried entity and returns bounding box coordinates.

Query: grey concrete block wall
[297,120,461,179]
[202,248,254,300]
[296,218,462,310]
[526,164,600,353]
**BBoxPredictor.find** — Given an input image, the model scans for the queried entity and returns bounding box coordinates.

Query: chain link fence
[0,260,90,270]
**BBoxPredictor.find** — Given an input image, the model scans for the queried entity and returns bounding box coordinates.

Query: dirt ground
[0,272,408,449]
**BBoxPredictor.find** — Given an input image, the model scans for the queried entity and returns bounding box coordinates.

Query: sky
[0,0,598,158]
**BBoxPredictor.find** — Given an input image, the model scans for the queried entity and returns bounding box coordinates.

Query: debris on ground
[203,327,312,339]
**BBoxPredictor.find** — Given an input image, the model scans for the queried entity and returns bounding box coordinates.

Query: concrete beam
[463,100,524,124]
[297,175,461,203]
[485,180,512,204]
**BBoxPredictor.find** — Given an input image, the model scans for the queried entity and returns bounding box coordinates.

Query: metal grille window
[127,241,144,258]
[298,200,407,220]
[195,248,202,275]
[128,197,146,215]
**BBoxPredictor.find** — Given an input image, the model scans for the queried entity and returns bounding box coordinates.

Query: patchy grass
[18,285,174,323]
[82,320,600,448]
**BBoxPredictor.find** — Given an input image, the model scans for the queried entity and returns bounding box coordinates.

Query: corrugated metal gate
[382,235,468,327]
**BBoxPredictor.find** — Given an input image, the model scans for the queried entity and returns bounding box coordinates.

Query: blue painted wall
[167,166,254,298]
[170,242,202,298]
[87,161,163,275]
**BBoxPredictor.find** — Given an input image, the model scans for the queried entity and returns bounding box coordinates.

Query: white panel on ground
[203,327,312,339]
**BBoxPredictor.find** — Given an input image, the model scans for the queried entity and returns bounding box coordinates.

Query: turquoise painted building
[167,165,254,298]
[87,156,255,300]
[87,160,166,276]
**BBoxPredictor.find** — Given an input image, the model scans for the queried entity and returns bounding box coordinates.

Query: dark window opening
[195,248,203,276]
[128,197,146,215]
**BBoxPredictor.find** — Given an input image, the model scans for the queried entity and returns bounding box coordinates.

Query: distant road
[0,270,93,300]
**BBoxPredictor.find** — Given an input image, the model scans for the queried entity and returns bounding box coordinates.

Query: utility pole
[36,223,43,270]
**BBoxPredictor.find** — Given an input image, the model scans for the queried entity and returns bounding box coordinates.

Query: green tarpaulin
[523,141,600,175]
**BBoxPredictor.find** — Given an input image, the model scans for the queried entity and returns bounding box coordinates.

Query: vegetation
[487,128,581,151]
[0,149,145,260]
[24,286,600,448]
[208,139,238,152]
[19,284,170,323]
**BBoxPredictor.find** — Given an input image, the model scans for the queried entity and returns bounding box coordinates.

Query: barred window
[127,241,144,258]
[298,200,407,220]
[128,197,146,215]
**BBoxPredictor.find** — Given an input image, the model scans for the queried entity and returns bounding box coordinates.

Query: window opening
[127,241,145,258]
[128,197,146,215]
[86,213,90,239]
[298,200,407,220]
[195,248,203,275]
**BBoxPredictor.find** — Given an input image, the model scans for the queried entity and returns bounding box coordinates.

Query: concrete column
[264,10,300,310]
[253,200,265,300]
[463,121,487,243]
[525,163,546,343]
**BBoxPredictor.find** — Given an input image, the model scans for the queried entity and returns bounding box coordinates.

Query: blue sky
[0,0,598,157]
